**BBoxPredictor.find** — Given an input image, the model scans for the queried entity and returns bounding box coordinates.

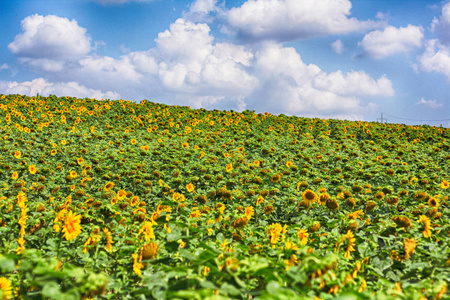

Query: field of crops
[0,94,449,299]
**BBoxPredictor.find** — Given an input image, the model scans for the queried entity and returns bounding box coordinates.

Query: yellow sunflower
[302,189,318,205]
[0,277,12,300]
[62,211,82,241]
[28,165,37,175]
[186,183,195,193]
[104,181,115,192]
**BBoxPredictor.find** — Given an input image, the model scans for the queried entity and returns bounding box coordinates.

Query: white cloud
[0,78,119,99]
[331,40,344,54]
[8,14,91,71]
[313,70,394,97]
[419,39,450,80]
[153,19,258,99]
[0,64,9,71]
[183,0,224,23]
[416,97,443,109]
[6,14,394,119]
[430,2,450,45]
[243,42,393,118]
[226,0,384,42]
[359,25,423,59]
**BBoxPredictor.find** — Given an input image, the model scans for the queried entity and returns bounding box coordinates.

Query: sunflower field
[0,94,449,300]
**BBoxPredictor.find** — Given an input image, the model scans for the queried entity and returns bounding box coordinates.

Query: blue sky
[0,0,449,127]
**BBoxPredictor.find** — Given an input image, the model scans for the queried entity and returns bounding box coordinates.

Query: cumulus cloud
[430,2,450,45]
[0,64,9,71]
[0,78,119,99]
[226,0,384,42]
[243,42,393,118]
[331,40,344,54]
[313,70,394,97]
[154,19,258,96]
[6,14,394,119]
[416,97,443,109]
[8,14,91,71]
[419,39,450,80]
[183,0,224,23]
[359,25,423,59]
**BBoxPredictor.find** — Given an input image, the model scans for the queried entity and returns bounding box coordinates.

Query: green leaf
[219,282,240,296]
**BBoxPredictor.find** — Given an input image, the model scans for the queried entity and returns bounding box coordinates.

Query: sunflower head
[428,197,439,208]
[326,198,339,210]
[392,216,412,229]
[365,201,377,212]
[270,174,281,183]
[302,189,318,204]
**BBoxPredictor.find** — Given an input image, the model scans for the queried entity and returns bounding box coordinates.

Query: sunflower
[0,277,12,300]
[141,242,158,260]
[428,197,439,208]
[326,198,339,210]
[344,230,356,259]
[190,209,201,218]
[393,216,412,229]
[318,193,330,205]
[309,222,321,233]
[231,216,249,229]
[51,149,57,156]
[256,196,264,205]
[404,238,416,260]
[365,201,377,212]
[297,229,309,245]
[62,211,82,241]
[17,192,27,208]
[270,174,281,183]
[117,189,127,200]
[358,280,367,293]
[284,254,298,270]
[132,253,144,276]
[130,196,140,207]
[375,191,385,201]
[104,182,115,192]
[11,172,18,180]
[264,205,275,215]
[101,228,113,252]
[14,151,21,159]
[28,165,37,175]
[302,189,318,205]
[440,180,449,189]
[268,223,283,245]
[226,163,233,173]
[130,139,137,145]
[418,215,432,238]
[245,206,254,220]
[139,222,155,241]
[186,183,195,193]
[284,240,299,251]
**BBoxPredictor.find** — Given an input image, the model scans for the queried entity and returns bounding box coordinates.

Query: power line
[382,113,450,122]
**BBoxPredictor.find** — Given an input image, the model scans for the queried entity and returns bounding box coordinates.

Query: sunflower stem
[57,233,63,260]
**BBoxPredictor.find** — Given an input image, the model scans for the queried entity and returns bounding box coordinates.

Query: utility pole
[377,113,387,124]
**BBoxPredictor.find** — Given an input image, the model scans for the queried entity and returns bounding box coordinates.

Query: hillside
[0,94,449,299]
